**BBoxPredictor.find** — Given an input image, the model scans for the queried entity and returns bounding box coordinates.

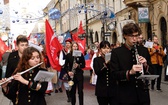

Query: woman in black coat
[93,41,117,105]
[65,42,85,105]
[2,47,48,105]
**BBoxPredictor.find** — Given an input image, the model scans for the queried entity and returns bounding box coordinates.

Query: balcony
[124,0,149,7]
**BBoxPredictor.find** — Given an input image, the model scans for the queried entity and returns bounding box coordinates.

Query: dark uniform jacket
[65,52,85,80]
[5,51,19,78]
[110,44,151,104]
[93,56,117,97]
[3,67,48,105]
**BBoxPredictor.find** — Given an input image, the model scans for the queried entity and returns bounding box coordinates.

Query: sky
[9,0,51,38]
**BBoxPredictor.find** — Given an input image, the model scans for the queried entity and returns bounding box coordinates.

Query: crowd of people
[0,22,167,105]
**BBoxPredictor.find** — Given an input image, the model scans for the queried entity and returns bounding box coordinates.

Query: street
[0,70,168,105]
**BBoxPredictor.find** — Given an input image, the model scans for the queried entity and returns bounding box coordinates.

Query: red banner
[0,38,9,61]
[45,20,62,71]
[82,60,91,70]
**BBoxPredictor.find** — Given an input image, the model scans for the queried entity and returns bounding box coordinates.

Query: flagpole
[85,0,88,46]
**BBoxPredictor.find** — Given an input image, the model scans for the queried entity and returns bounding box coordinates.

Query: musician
[59,38,72,102]
[93,41,117,105]
[5,35,28,78]
[110,23,151,105]
[2,47,48,105]
[64,42,85,105]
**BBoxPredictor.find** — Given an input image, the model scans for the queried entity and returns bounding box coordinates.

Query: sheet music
[72,50,81,57]
[137,75,159,80]
[105,53,111,63]
[144,41,153,48]
[34,71,56,82]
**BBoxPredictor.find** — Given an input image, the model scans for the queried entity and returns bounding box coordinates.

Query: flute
[0,62,43,86]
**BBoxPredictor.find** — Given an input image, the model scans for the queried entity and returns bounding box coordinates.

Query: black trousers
[70,75,84,105]
[151,64,162,89]
[97,96,117,105]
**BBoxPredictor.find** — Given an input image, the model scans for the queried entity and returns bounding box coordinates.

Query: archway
[95,31,99,42]
[160,17,167,47]
[112,32,117,44]
[147,22,152,40]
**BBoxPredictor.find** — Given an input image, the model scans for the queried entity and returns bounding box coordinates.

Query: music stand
[137,75,159,80]
[34,71,56,82]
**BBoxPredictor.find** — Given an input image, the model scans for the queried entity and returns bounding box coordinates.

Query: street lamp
[5,27,10,46]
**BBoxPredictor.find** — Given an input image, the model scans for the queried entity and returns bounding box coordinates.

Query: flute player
[2,47,48,105]
[110,23,152,105]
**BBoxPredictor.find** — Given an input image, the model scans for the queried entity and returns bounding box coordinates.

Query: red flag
[0,38,9,54]
[82,60,91,70]
[72,32,80,41]
[77,38,86,54]
[0,38,9,61]
[45,20,62,71]
[27,34,31,40]
[78,21,85,34]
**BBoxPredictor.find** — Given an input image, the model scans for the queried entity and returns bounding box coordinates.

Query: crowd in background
[0,22,168,105]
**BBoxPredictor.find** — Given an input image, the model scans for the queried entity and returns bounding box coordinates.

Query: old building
[51,0,168,47]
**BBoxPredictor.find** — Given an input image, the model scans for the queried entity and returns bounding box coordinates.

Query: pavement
[0,70,168,105]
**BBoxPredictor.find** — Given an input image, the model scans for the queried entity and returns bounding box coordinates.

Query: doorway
[160,17,167,48]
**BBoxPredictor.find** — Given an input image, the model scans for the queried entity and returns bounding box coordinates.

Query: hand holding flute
[0,62,43,86]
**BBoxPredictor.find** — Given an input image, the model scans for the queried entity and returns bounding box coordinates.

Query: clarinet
[68,57,76,90]
[133,44,143,74]
[134,44,149,90]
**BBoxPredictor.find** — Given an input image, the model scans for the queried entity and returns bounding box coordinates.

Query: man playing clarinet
[110,23,152,105]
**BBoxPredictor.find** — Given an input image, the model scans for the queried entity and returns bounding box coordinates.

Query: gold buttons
[28,100,31,102]
[29,78,31,81]
[28,91,31,93]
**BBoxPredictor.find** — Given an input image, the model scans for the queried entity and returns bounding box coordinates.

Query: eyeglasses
[127,34,140,37]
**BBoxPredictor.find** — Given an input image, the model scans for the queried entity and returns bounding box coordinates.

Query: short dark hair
[16,35,28,45]
[99,41,110,49]
[122,23,141,35]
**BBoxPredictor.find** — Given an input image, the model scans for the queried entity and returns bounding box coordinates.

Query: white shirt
[59,49,70,66]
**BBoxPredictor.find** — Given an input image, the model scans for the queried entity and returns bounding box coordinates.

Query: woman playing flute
[2,47,48,105]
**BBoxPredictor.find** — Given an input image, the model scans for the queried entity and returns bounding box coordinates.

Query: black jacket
[5,51,19,78]
[93,56,117,97]
[65,52,85,80]
[110,44,151,104]
[3,67,48,105]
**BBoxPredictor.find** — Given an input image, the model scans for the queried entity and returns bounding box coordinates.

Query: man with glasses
[110,23,151,105]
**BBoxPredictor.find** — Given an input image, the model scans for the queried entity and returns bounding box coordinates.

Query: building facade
[52,0,168,47]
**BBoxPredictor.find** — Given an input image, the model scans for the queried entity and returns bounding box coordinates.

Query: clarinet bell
[68,80,74,86]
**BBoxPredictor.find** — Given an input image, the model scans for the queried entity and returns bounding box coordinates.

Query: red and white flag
[45,20,62,71]
[0,38,9,61]
[77,38,86,54]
